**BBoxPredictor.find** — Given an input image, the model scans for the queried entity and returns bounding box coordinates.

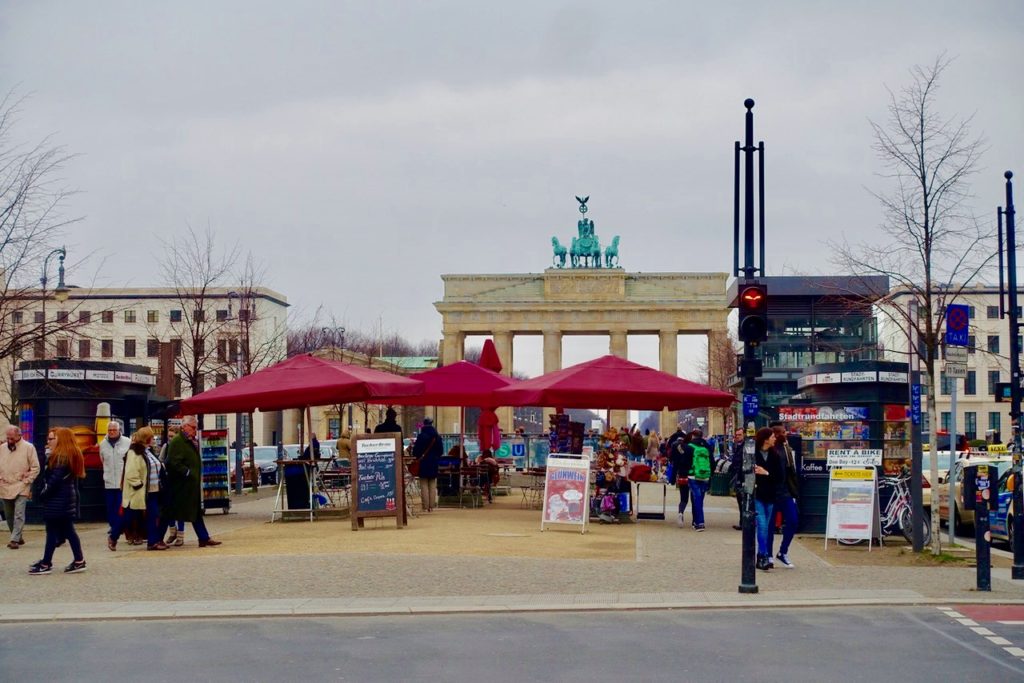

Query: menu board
[351,434,406,530]
[541,455,590,533]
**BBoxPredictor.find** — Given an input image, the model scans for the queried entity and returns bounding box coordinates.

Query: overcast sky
[2,1,1021,379]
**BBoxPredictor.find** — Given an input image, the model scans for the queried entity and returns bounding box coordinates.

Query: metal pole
[742,99,756,279]
[1003,171,1024,580]
[948,378,957,547]
[908,299,924,552]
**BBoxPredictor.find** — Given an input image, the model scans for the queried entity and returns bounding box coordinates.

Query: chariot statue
[549,195,622,269]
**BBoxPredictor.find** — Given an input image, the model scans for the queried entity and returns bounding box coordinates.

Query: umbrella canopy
[478,338,503,373]
[492,354,735,411]
[178,354,424,414]
[385,360,516,407]
[476,340,504,451]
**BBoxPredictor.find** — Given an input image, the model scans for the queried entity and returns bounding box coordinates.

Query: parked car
[251,446,284,485]
[990,467,1016,547]
[936,457,1012,533]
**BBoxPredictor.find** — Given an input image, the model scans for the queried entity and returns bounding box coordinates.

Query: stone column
[608,329,628,429]
[492,330,514,435]
[542,330,562,431]
[706,329,730,436]
[439,329,466,436]
[659,329,679,438]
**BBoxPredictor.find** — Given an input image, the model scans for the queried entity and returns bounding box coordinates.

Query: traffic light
[738,282,768,344]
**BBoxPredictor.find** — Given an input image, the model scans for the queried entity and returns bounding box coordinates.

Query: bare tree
[156,224,240,397]
[829,55,990,554]
[694,330,741,436]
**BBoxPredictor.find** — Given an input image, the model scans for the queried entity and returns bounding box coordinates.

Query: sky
[2,1,1022,380]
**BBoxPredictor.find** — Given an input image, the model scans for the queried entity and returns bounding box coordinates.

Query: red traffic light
[740,286,766,311]
[737,283,768,344]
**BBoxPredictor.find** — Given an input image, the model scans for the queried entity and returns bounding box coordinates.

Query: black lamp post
[227,291,245,494]
[40,246,69,358]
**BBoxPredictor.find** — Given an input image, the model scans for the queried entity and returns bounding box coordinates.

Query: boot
[172,529,184,547]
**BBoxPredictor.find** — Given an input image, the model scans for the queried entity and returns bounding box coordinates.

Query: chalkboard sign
[351,434,406,530]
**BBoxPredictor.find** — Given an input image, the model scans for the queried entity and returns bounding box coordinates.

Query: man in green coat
[162,415,222,547]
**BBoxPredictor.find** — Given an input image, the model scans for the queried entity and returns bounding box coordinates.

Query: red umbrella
[384,360,515,406]
[478,339,503,373]
[492,354,735,411]
[179,354,423,414]
[475,340,504,451]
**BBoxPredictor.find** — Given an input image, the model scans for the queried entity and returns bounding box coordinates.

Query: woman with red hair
[29,428,87,575]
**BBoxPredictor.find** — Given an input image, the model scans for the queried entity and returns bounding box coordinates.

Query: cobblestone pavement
[1,485,1022,621]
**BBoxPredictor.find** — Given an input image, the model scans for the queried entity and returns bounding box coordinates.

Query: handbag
[676,476,689,488]
[409,436,435,478]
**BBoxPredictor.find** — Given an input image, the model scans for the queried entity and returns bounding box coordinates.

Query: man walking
[99,420,131,538]
[0,426,40,549]
[163,415,221,547]
[770,423,799,569]
[686,429,713,531]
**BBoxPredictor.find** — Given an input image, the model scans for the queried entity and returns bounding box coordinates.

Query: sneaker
[677,512,685,528]
[755,556,769,570]
[776,553,794,569]
[768,556,775,568]
[695,524,706,532]
[64,560,87,574]
[732,524,742,531]
[28,562,52,575]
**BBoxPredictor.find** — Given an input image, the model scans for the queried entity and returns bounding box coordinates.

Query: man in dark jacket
[411,418,443,512]
[728,428,745,530]
[669,433,691,528]
[374,407,403,439]
[162,416,221,548]
[769,423,799,569]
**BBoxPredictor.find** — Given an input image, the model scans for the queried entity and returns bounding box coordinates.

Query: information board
[540,455,590,533]
[825,468,881,550]
[826,449,883,468]
[351,434,405,530]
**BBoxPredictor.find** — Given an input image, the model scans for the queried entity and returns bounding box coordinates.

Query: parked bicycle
[839,473,931,546]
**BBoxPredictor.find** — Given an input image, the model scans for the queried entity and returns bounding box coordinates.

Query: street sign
[742,393,759,418]
[945,304,970,346]
[945,346,968,362]
[911,384,922,424]
[945,362,967,379]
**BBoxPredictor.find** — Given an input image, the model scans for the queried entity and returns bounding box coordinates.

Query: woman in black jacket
[29,428,87,575]
[753,427,782,571]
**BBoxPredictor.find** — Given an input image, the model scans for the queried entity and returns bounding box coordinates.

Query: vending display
[199,428,231,513]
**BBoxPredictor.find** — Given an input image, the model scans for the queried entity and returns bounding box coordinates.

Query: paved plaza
[2,484,1023,623]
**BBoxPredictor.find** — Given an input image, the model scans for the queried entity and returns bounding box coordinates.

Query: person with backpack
[686,429,713,531]
[669,432,692,528]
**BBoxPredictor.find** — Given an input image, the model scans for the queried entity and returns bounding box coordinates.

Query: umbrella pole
[305,405,313,521]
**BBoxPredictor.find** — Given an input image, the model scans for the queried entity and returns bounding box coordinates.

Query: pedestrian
[110,427,168,552]
[666,422,686,454]
[753,427,782,570]
[769,424,799,569]
[29,428,87,575]
[99,420,131,540]
[160,425,185,546]
[645,430,661,466]
[411,418,442,512]
[686,429,713,531]
[1,425,40,549]
[374,407,403,438]
[670,432,692,528]
[728,428,745,530]
[300,432,321,460]
[161,415,222,548]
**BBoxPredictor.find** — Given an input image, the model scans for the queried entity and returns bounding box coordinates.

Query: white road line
[997,620,1024,625]
[957,618,979,626]
[1005,646,1024,657]
[988,636,1012,646]
[972,627,996,636]
[945,610,965,619]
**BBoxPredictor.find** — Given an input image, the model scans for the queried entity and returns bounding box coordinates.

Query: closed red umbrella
[492,355,735,411]
[179,354,423,414]
[385,360,515,407]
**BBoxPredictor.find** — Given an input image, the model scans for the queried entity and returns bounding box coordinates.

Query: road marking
[997,620,1024,625]
[972,626,995,636]
[945,610,965,619]
[988,636,1012,646]
[1005,647,1024,657]
[957,618,979,626]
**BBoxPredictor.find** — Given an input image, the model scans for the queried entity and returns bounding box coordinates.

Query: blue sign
[743,393,759,418]
[945,304,969,346]
[910,384,922,425]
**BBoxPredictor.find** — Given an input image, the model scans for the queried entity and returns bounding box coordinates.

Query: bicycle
[838,473,931,546]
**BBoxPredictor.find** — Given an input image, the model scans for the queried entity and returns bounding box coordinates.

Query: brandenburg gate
[434,197,730,437]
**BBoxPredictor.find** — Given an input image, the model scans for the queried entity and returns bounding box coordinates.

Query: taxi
[990,467,1017,546]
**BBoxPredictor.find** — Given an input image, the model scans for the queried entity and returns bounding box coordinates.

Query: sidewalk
[1,485,1022,622]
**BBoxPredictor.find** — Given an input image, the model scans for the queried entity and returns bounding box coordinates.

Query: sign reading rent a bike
[827,449,883,468]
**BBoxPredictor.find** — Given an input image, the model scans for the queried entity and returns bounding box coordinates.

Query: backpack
[690,444,712,481]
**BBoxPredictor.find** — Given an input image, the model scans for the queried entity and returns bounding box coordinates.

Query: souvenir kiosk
[779,360,912,533]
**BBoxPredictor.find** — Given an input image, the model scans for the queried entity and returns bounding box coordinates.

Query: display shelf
[199,429,231,513]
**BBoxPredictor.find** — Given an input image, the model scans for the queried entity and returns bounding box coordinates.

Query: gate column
[609,329,628,429]
[659,329,679,438]
[493,330,514,435]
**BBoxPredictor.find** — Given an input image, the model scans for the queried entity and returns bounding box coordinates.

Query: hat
[423,418,433,425]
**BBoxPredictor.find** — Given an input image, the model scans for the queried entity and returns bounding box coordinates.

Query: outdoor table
[632,480,670,520]
[271,458,335,522]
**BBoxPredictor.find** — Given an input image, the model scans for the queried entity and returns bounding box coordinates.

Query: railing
[437,434,604,470]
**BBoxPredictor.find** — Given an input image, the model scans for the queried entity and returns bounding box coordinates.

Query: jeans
[2,495,28,542]
[113,493,164,546]
[677,484,689,515]
[42,517,83,564]
[157,515,211,544]
[755,499,774,558]
[689,479,709,527]
[770,495,799,556]
[104,488,122,534]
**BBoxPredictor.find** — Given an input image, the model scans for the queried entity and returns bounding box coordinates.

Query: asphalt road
[2,606,1023,682]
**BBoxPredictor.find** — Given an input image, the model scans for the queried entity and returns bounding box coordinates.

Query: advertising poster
[541,455,590,533]
[826,468,879,548]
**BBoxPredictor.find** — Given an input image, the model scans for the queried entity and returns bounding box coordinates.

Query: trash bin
[709,472,731,496]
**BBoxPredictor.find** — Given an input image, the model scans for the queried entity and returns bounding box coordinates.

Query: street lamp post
[227,291,245,494]
[40,246,70,359]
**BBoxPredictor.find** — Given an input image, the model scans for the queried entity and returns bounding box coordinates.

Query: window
[101,339,113,358]
[989,412,1001,432]
[965,412,977,440]
[940,372,952,395]
[215,373,228,386]
[170,309,182,323]
[147,310,159,323]
[229,338,238,362]
[56,338,69,357]
[193,309,205,323]
[987,305,1000,319]
[988,335,1000,354]
[56,310,69,323]
[195,375,205,393]
[34,311,44,324]
[967,335,976,354]
[124,310,136,323]
[124,339,136,358]
[33,339,44,359]
[101,310,114,323]
[11,311,22,324]
[968,306,976,318]
[196,339,205,356]
[215,415,228,429]
[174,374,182,397]
[217,339,227,362]
[989,370,1001,395]
[941,412,951,431]
[171,339,182,357]
[965,371,976,395]
[239,309,251,323]
[147,339,159,357]
[79,339,90,358]
[216,309,228,322]
[79,310,90,323]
